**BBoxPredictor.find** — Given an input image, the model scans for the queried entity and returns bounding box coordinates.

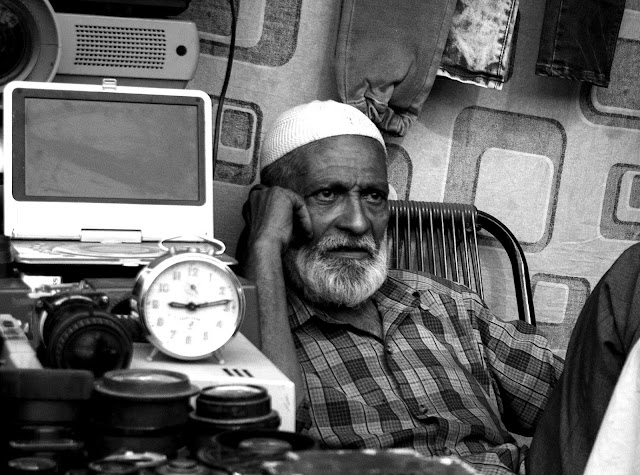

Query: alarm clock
[131,246,246,360]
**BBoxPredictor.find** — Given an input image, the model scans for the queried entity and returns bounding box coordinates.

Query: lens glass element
[0,4,30,80]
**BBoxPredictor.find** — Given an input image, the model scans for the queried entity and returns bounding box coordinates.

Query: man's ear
[388,183,398,200]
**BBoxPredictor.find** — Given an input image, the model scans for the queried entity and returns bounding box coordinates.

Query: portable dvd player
[2,80,215,265]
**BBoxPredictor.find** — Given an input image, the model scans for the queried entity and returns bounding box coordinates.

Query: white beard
[283,232,388,307]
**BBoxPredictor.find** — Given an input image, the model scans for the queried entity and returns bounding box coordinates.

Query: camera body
[0,266,142,372]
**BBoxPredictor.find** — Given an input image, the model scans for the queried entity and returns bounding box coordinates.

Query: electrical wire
[211,0,237,180]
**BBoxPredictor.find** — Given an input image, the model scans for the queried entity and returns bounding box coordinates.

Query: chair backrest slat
[388,200,535,325]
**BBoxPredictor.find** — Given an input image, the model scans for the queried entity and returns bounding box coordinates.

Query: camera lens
[39,296,133,377]
[0,3,31,84]
[187,384,280,453]
[196,429,317,474]
[7,456,57,475]
[87,369,199,459]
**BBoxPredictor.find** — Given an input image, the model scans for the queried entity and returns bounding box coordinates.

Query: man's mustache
[315,234,378,256]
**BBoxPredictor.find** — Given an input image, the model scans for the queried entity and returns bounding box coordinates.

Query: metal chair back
[388,200,535,325]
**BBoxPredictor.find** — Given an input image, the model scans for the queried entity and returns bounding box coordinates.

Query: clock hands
[195,300,232,309]
[168,299,231,311]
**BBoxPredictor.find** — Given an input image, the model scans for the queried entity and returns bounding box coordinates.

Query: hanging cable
[212,0,238,180]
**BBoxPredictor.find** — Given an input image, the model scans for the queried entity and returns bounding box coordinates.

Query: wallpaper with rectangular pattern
[180,0,640,356]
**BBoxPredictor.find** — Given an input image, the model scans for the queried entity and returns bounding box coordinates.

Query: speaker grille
[73,24,167,69]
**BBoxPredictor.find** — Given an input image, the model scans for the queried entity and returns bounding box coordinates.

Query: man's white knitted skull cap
[260,100,386,170]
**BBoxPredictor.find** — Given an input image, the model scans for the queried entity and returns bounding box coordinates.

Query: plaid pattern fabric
[289,269,564,475]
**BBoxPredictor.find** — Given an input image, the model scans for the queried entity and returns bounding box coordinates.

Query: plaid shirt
[289,269,564,475]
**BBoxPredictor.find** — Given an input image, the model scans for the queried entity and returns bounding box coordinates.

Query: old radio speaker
[53,12,199,88]
[0,0,199,93]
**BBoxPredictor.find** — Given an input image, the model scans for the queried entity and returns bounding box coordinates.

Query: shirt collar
[287,271,432,331]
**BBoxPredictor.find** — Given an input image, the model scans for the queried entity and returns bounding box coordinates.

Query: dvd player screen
[19,97,203,204]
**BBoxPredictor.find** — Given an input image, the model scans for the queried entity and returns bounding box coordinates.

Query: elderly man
[238,100,640,475]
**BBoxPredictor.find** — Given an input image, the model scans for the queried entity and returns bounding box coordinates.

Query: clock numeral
[219,286,226,296]
[203,332,209,341]
[216,321,223,328]
[186,335,192,345]
[157,317,164,327]
[158,283,170,293]
[173,271,181,280]
[170,330,177,339]
[152,300,159,309]
[188,266,199,277]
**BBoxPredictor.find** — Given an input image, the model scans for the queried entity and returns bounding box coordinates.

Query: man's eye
[316,190,336,201]
[364,192,385,203]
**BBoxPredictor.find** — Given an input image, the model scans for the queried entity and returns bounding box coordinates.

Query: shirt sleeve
[474,301,564,435]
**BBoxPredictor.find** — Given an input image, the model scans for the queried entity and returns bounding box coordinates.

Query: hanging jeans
[527,242,640,474]
[536,0,627,87]
[335,0,458,137]
[437,0,520,90]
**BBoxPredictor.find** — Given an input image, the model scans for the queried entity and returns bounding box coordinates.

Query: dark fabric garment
[528,242,640,474]
[536,0,627,87]
[335,0,458,137]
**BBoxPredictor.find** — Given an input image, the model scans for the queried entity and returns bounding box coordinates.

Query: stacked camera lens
[86,369,199,460]
[187,384,281,452]
[0,368,94,473]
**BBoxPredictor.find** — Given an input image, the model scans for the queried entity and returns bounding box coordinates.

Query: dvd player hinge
[80,229,142,243]
[102,78,118,90]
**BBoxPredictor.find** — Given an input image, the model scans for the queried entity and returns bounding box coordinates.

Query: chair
[388,200,535,326]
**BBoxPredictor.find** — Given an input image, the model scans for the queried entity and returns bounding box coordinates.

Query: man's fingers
[244,185,312,246]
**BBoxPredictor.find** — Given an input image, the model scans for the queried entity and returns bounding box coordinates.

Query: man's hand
[243,184,314,254]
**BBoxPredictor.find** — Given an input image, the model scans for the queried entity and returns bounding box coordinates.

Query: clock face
[137,253,244,359]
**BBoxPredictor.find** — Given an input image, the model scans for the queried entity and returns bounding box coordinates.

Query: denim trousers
[335,0,457,137]
[527,242,640,474]
[536,0,627,87]
[438,0,520,90]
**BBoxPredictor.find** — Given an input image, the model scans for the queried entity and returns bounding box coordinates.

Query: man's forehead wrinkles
[307,176,387,190]
[306,165,386,182]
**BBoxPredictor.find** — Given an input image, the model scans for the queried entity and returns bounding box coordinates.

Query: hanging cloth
[536,0,627,87]
[437,0,520,90]
[335,0,458,137]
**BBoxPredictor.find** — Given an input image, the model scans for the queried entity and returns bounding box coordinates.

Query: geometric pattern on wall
[531,273,591,354]
[180,0,302,66]
[445,106,566,253]
[579,33,640,128]
[600,163,640,240]
[387,143,413,200]
[210,96,262,185]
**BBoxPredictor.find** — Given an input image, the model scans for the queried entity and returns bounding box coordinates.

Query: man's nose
[336,196,370,235]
